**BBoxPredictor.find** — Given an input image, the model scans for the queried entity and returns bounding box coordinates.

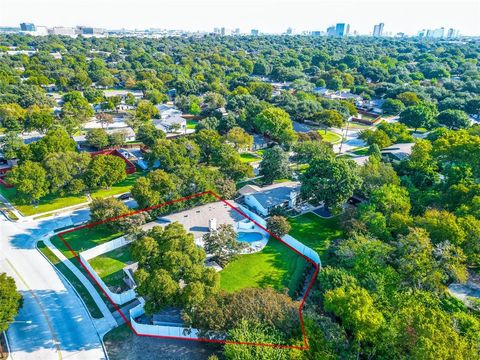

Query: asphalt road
[0,208,107,360]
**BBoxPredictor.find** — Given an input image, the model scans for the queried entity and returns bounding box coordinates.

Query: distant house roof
[152,115,186,131]
[381,142,415,160]
[239,181,301,209]
[350,155,370,166]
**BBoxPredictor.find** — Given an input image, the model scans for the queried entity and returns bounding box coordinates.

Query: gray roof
[382,142,415,160]
[247,182,300,209]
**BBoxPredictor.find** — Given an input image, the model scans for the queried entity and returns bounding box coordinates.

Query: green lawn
[37,241,103,318]
[317,130,342,143]
[220,239,309,294]
[0,170,147,217]
[187,120,198,130]
[220,212,343,293]
[351,147,369,156]
[0,185,87,217]
[89,244,133,291]
[288,213,343,261]
[90,171,147,199]
[51,226,123,261]
[239,152,262,163]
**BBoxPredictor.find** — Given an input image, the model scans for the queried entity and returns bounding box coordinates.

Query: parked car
[118,193,131,200]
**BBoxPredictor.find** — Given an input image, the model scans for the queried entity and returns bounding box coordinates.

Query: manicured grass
[187,120,198,130]
[351,147,369,156]
[37,241,103,318]
[220,213,343,293]
[239,152,262,163]
[89,244,133,290]
[220,239,309,294]
[0,185,87,216]
[51,226,123,261]
[90,171,147,199]
[0,200,18,220]
[317,130,342,143]
[288,213,343,261]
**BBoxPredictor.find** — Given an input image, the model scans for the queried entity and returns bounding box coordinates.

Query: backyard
[239,152,262,163]
[220,212,342,293]
[89,244,133,291]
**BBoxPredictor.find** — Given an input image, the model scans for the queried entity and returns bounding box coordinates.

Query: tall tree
[301,157,361,212]
[259,145,290,184]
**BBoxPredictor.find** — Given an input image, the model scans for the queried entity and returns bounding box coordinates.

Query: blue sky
[1,0,479,35]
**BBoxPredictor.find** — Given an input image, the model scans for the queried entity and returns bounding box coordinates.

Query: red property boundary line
[56,190,320,350]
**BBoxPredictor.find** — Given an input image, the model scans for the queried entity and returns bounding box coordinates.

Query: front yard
[317,130,342,143]
[90,171,147,199]
[0,184,87,217]
[219,212,343,293]
[0,170,147,217]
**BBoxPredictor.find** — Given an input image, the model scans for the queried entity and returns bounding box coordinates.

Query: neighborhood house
[238,182,301,216]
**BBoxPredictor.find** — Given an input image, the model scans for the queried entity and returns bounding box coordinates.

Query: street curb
[35,239,111,360]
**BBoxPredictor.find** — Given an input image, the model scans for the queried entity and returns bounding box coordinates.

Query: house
[156,104,182,119]
[238,182,301,216]
[105,127,136,142]
[152,115,186,133]
[103,89,144,101]
[381,143,415,162]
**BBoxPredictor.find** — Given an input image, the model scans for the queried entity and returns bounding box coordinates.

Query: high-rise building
[428,27,445,39]
[326,26,336,36]
[251,29,259,36]
[373,23,384,37]
[335,23,349,37]
[49,27,76,36]
[447,28,459,38]
[311,31,321,36]
[20,23,36,32]
[220,27,226,36]
[286,27,293,35]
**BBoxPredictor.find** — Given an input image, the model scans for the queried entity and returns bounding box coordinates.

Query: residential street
[0,208,107,359]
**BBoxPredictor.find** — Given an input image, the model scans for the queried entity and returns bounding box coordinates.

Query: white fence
[79,236,136,305]
[281,235,321,265]
[81,236,133,260]
[79,253,136,305]
[129,300,200,339]
[236,204,321,266]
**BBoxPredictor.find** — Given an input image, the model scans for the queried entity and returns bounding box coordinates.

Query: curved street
[0,206,107,360]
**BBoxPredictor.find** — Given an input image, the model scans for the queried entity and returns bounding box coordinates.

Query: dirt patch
[104,324,221,360]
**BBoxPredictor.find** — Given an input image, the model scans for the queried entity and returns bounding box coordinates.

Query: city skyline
[1,0,479,36]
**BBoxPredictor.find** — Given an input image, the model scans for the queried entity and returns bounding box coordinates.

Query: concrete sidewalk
[43,235,117,333]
